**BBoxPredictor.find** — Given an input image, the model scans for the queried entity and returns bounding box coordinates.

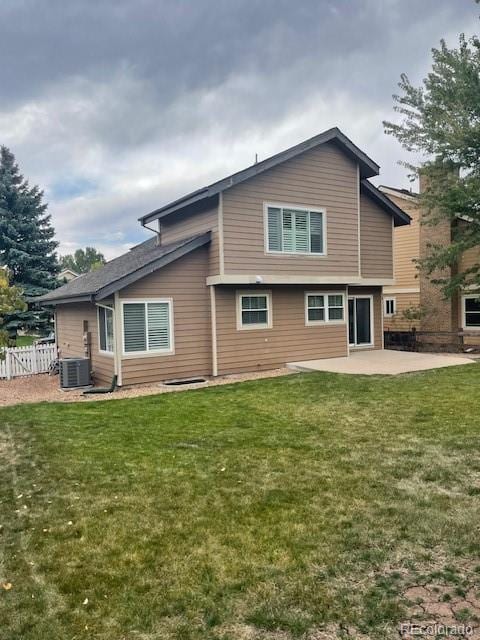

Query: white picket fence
[0,344,57,380]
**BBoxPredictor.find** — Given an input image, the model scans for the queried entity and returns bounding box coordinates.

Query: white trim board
[210,286,218,376]
[382,287,420,294]
[207,274,394,286]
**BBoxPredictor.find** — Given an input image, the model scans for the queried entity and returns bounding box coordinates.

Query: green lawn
[1,367,480,639]
[14,335,39,347]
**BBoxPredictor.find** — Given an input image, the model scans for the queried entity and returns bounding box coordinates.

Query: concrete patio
[288,349,477,376]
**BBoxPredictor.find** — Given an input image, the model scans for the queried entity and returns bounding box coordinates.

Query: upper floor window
[265,204,326,255]
[463,295,480,329]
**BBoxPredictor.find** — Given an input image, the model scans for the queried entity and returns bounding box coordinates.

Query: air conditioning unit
[59,358,91,389]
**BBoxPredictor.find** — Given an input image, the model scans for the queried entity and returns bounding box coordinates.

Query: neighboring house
[38,128,410,386]
[58,268,80,283]
[380,183,480,346]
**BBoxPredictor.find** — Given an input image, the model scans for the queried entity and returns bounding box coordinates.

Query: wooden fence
[0,344,57,380]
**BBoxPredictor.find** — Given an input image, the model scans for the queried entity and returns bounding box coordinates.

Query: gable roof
[378,184,419,202]
[140,127,380,226]
[37,232,211,304]
[361,180,411,226]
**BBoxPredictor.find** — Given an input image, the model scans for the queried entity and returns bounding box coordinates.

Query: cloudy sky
[0,0,477,259]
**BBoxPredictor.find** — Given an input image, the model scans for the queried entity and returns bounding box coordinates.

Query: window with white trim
[266,204,325,254]
[463,295,480,328]
[98,305,114,353]
[306,292,345,325]
[122,300,173,354]
[384,297,396,317]
[237,292,271,329]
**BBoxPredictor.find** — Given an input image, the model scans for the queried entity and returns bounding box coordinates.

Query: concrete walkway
[288,349,477,376]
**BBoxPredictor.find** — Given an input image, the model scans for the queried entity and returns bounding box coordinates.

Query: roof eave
[94,231,211,300]
[361,180,412,226]
[36,294,95,306]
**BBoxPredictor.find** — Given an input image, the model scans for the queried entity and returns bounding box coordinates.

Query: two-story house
[39,128,410,386]
[380,183,480,349]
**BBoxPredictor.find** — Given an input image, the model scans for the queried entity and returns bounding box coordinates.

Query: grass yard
[14,335,39,347]
[1,367,480,639]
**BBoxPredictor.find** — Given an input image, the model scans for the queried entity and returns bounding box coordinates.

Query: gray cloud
[0,0,477,258]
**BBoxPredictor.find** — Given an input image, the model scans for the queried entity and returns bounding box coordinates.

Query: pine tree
[0,146,59,336]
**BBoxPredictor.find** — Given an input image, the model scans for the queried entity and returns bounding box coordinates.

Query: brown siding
[348,286,383,350]
[383,292,421,332]
[388,193,420,288]
[458,243,480,275]
[215,285,348,375]
[161,203,220,275]
[360,194,393,278]
[222,142,360,276]
[119,246,212,385]
[55,302,114,385]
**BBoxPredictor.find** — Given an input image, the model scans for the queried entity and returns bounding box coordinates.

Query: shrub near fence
[0,344,57,379]
[384,330,480,353]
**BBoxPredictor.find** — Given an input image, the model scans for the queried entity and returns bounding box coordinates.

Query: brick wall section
[418,174,456,333]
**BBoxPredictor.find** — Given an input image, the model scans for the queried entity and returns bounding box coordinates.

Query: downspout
[210,285,218,376]
[114,291,123,386]
[141,218,162,245]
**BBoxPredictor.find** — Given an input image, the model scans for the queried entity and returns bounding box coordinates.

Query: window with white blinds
[122,300,173,355]
[266,204,325,255]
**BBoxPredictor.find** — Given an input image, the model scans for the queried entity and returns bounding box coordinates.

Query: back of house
[39,128,410,386]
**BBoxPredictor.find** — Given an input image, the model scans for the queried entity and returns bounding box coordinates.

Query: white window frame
[305,291,346,326]
[348,295,374,348]
[236,290,272,330]
[121,298,175,357]
[384,297,396,317]
[462,294,480,331]
[96,303,114,357]
[263,202,327,257]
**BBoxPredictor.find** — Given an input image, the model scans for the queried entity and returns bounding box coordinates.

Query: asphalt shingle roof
[38,233,210,303]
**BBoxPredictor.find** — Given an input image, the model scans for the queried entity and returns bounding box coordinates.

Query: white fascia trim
[383,286,420,294]
[206,274,395,286]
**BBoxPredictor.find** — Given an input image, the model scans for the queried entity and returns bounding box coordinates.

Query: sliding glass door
[348,296,373,347]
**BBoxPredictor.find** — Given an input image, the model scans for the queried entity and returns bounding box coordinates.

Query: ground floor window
[237,291,272,329]
[305,292,345,325]
[384,297,396,317]
[122,299,173,355]
[97,305,114,354]
[463,295,480,328]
